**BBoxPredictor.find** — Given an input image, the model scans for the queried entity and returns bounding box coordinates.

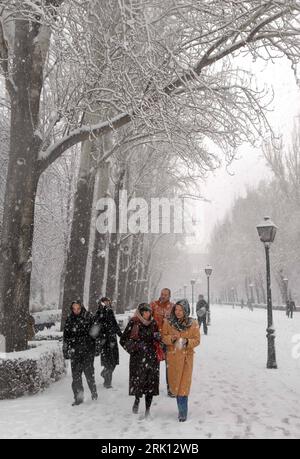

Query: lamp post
[205,265,213,325]
[191,279,196,317]
[184,284,187,298]
[256,216,278,369]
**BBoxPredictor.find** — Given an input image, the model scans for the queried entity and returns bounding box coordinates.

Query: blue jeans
[177,396,188,420]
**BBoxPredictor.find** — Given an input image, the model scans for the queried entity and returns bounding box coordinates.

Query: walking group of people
[63,289,202,422]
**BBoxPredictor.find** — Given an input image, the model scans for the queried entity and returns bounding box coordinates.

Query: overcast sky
[188,56,300,252]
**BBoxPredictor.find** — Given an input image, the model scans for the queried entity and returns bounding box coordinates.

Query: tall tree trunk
[0,148,39,351]
[106,168,126,301]
[125,234,141,309]
[60,141,97,329]
[58,165,76,310]
[143,251,151,302]
[58,253,68,311]
[135,236,146,304]
[0,18,46,351]
[88,162,110,313]
[245,277,250,301]
[116,243,130,314]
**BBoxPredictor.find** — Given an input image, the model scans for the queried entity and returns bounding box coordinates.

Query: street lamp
[191,279,196,316]
[256,216,278,369]
[184,284,188,298]
[205,265,213,325]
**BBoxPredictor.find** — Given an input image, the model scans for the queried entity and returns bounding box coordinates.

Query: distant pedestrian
[92,297,122,389]
[120,303,161,419]
[247,299,253,312]
[162,299,200,422]
[287,299,296,319]
[63,301,97,406]
[196,294,208,335]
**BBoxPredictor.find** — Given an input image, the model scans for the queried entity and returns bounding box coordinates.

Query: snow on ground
[0,305,299,439]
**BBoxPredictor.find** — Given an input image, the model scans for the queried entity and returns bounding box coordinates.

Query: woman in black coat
[93,297,122,389]
[63,301,97,406]
[120,303,161,418]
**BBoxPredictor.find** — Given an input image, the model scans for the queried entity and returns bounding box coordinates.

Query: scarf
[169,310,193,332]
[130,309,153,340]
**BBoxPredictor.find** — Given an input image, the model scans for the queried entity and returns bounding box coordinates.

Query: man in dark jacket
[63,301,98,406]
[93,297,122,389]
[196,294,209,336]
[288,299,296,319]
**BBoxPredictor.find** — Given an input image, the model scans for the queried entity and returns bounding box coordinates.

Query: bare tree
[2,0,300,350]
[264,122,300,204]
[31,150,79,310]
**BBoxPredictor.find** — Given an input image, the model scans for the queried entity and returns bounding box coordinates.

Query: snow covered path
[1,306,300,439]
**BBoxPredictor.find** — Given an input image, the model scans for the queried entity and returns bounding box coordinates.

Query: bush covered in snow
[0,341,65,400]
[34,330,63,342]
[33,310,62,332]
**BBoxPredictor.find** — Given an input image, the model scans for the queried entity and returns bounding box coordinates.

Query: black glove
[63,343,75,360]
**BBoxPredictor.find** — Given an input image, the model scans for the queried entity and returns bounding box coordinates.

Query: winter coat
[196,299,209,318]
[162,318,200,397]
[63,307,95,360]
[289,301,296,312]
[150,300,174,332]
[93,305,122,368]
[120,315,160,397]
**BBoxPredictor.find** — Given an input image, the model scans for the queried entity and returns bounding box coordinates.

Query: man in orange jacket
[151,288,174,397]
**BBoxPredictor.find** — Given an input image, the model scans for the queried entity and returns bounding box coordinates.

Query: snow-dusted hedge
[0,341,65,400]
[34,330,63,342]
[33,310,62,331]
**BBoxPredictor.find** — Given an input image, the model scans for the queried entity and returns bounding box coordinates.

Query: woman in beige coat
[162,299,200,422]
